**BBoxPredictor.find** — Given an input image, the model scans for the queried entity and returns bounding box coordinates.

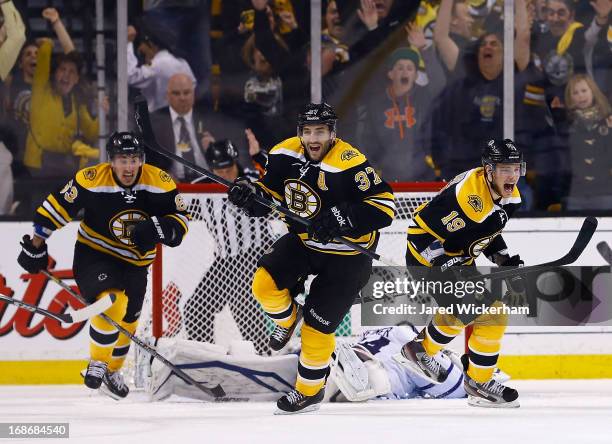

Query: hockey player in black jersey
[17,132,190,399]
[228,103,395,414]
[395,139,525,408]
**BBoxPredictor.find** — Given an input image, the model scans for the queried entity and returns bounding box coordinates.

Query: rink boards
[1,218,612,383]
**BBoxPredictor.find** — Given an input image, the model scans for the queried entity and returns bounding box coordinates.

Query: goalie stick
[133,96,400,267]
[0,291,115,324]
[597,241,612,265]
[42,271,226,399]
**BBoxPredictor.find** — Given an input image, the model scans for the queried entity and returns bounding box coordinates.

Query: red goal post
[147,181,446,353]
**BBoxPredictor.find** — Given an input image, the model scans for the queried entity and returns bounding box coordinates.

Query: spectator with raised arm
[430,0,530,180]
[355,23,446,182]
[0,0,25,82]
[432,0,475,77]
[23,9,101,177]
[127,19,195,112]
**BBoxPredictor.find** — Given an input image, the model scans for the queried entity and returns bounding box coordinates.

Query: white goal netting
[133,183,442,364]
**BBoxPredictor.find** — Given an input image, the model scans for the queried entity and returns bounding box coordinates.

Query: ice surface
[1,380,611,444]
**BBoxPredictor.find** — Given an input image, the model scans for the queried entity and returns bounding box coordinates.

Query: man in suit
[149,73,249,182]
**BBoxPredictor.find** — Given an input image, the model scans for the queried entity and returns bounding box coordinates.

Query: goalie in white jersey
[326,325,466,402]
[146,324,482,402]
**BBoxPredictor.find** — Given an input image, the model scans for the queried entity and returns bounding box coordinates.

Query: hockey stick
[354,217,598,306]
[42,271,226,398]
[0,292,115,324]
[597,241,612,265]
[465,216,598,282]
[133,96,400,266]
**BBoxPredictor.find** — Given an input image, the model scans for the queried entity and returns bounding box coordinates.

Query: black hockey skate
[269,306,303,351]
[462,354,519,408]
[101,371,129,399]
[83,360,108,389]
[393,334,448,384]
[275,388,325,415]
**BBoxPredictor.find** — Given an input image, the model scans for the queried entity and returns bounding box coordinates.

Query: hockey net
[134,182,444,361]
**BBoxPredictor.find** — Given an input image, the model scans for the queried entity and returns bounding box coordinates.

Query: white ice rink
[2,380,612,444]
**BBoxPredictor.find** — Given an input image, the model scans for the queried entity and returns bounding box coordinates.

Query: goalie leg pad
[252,267,296,328]
[89,290,128,364]
[331,343,390,402]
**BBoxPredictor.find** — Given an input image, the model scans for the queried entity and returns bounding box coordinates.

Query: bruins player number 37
[17,132,190,399]
[228,103,396,414]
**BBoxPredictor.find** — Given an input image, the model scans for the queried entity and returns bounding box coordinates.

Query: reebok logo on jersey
[331,206,346,227]
[309,308,330,326]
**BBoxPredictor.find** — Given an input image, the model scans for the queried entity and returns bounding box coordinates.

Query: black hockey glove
[131,216,177,251]
[18,235,49,274]
[228,177,259,215]
[500,254,527,307]
[308,204,354,244]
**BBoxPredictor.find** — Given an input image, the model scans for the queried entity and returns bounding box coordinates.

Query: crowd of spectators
[0,0,611,215]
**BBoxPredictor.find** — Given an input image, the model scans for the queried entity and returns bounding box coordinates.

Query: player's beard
[302,139,332,162]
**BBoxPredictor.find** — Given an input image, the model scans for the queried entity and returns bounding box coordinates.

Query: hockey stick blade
[0,292,115,324]
[467,216,598,282]
[133,96,400,266]
[65,293,116,323]
[42,271,226,398]
[597,241,612,265]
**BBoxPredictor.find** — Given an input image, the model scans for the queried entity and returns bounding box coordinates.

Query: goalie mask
[106,132,146,161]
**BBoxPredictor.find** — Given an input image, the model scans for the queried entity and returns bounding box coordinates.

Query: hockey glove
[131,216,177,251]
[227,177,270,217]
[500,255,527,307]
[308,204,354,244]
[18,235,49,273]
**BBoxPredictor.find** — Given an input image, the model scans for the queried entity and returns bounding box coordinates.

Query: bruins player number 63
[17,132,190,399]
[228,103,396,414]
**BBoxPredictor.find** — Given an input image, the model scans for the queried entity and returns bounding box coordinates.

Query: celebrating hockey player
[396,138,525,408]
[228,102,396,414]
[17,132,190,399]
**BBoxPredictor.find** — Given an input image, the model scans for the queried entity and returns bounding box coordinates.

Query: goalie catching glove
[308,204,354,244]
[18,235,49,273]
[130,216,181,251]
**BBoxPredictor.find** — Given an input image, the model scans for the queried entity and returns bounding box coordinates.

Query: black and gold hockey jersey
[34,163,190,267]
[407,167,521,265]
[253,137,395,255]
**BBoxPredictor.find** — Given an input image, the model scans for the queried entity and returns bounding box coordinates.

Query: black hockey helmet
[205,139,239,169]
[106,132,145,161]
[482,138,526,176]
[297,102,338,134]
